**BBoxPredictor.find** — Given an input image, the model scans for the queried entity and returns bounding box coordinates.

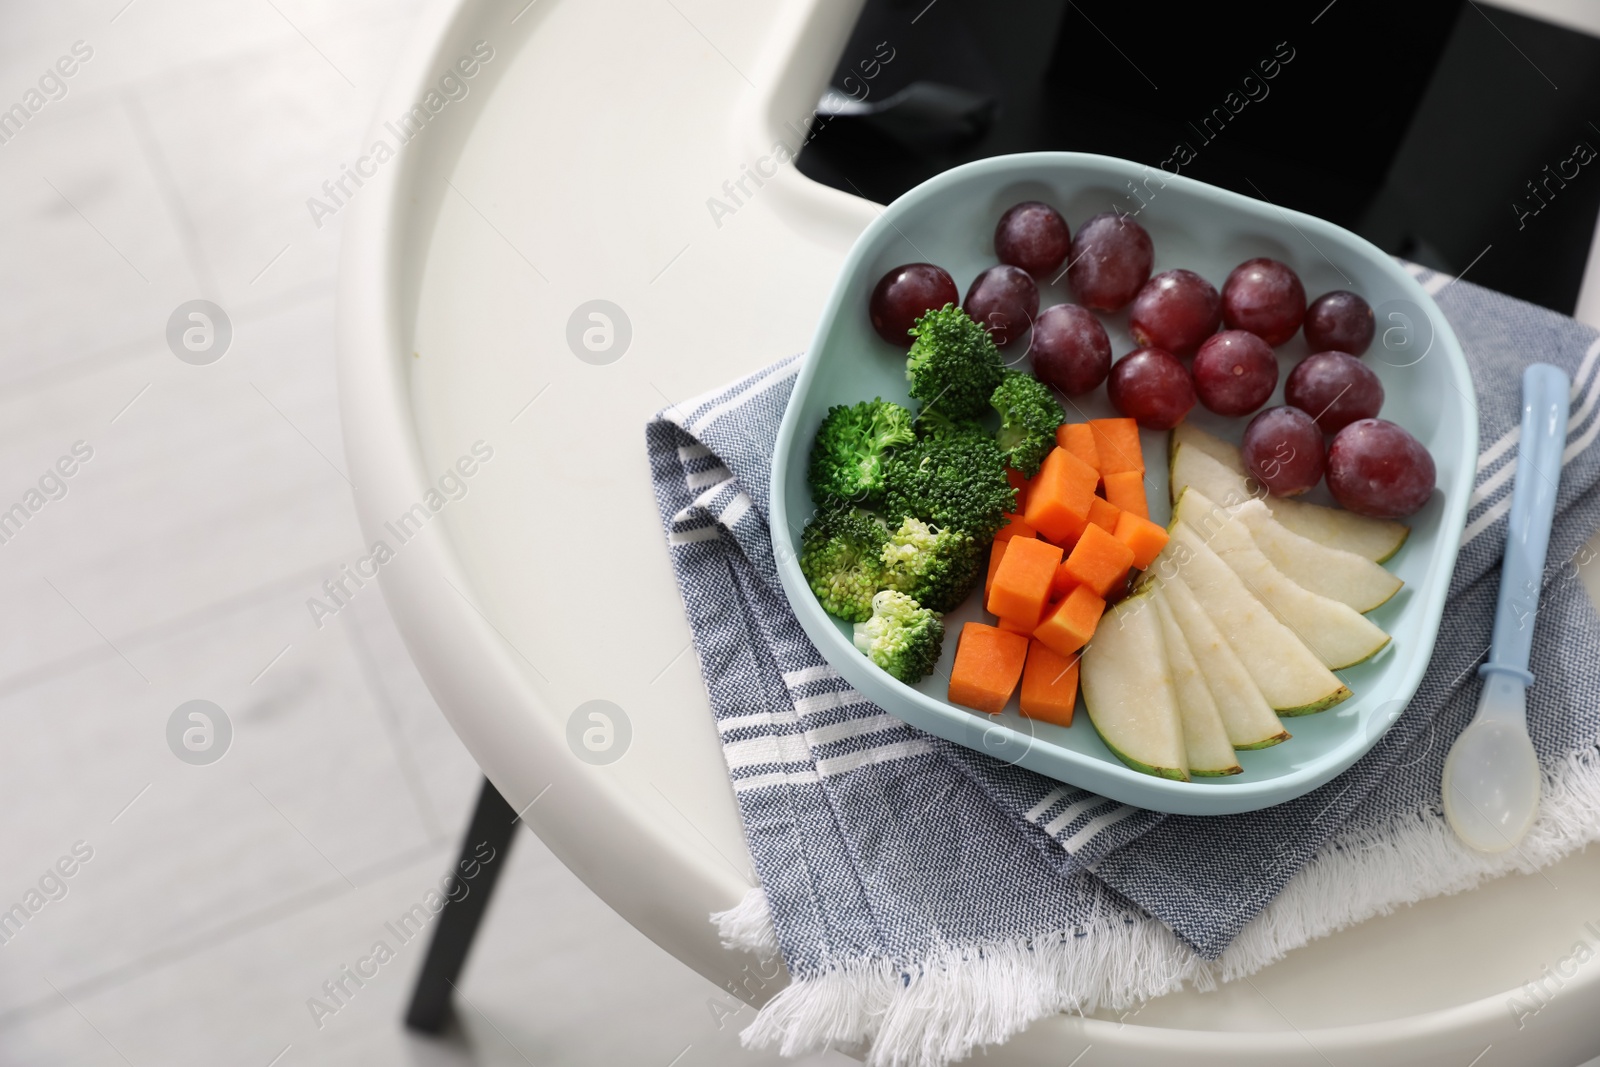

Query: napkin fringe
[718,742,1600,1066]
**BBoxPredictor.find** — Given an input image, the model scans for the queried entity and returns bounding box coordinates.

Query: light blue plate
[770,153,1476,815]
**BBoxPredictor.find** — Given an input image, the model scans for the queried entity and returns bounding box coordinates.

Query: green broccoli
[807,399,916,507]
[991,371,1066,477]
[905,305,1006,421]
[798,507,889,622]
[853,589,945,684]
[881,433,1017,543]
[880,517,983,613]
[912,405,988,443]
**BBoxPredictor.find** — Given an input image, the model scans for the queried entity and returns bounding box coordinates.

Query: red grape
[870,263,959,346]
[1285,351,1384,433]
[1304,291,1376,355]
[1128,269,1221,357]
[995,202,1071,276]
[1192,330,1278,416]
[1029,304,1111,396]
[1242,406,1326,496]
[965,265,1039,347]
[1107,347,1195,429]
[1326,419,1435,518]
[1067,213,1153,311]
[1221,258,1306,346]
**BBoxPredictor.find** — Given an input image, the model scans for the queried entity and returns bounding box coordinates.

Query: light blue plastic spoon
[1442,363,1570,853]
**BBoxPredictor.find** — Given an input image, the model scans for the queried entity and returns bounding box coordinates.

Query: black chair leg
[404,776,518,1033]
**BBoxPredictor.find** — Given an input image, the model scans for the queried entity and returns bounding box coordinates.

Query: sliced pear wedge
[1168,432,1410,563]
[1173,490,1392,670]
[1080,588,1189,781]
[1152,588,1242,776]
[1160,521,1351,714]
[1159,574,1290,749]
[1229,498,1402,613]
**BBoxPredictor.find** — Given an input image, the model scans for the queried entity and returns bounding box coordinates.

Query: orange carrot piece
[986,536,1063,621]
[1061,522,1136,597]
[1102,469,1149,520]
[948,623,1029,714]
[1022,447,1098,545]
[1033,584,1105,657]
[1049,561,1077,599]
[996,610,1041,636]
[1087,495,1122,534]
[1114,511,1170,570]
[1006,467,1031,512]
[984,538,1010,599]
[1056,423,1100,474]
[1020,640,1081,726]
[1090,418,1144,476]
[994,513,1038,542]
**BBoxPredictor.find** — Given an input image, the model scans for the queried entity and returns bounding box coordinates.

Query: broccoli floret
[881,433,1017,542]
[880,517,983,613]
[807,399,916,507]
[991,371,1066,477]
[853,589,945,684]
[798,507,889,622]
[912,405,988,443]
[905,305,1006,421]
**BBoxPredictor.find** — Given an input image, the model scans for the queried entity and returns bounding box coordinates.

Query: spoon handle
[1483,363,1570,683]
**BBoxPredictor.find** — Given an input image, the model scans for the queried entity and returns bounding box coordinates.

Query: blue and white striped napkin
[645,267,1600,1067]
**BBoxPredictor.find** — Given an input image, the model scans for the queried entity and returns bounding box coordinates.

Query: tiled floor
[0,2,846,1064]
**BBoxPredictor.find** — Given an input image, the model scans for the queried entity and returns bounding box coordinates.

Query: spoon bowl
[1442,712,1541,853]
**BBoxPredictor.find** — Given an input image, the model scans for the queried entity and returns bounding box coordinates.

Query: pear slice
[1159,574,1289,749]
[1173,490,1392,670]
[1152,588,1242,776]
[1229,498,1402,613]
[1170,420,1247,471]
[1080,588,1189,781]
[1168,438,1409,563]
[1160,521,1351,714]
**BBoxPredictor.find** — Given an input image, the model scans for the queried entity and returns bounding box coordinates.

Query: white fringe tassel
[720,744,1600,1067]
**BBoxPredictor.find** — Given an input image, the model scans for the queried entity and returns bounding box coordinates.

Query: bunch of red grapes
[867,200,1436,520]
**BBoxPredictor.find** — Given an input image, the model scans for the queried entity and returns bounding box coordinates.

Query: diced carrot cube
[1023,447,1098,544]
[1006,467,1031,512]
[1115,511,1170,570]
[948,623,1029,714]
[1062,522,1136,597]
[994,513,1038,542]
[997,610,1041,636]
[1102,469,1149,520]
[1087,495,1122,534]
[1056,423,1100,474]
[1033,584,1105,657]
[984,538,1010,599]
[1020,640,1081,726]
[1049,561,1077,599]
[986,536,1063,621]
[1090,418,1144,476]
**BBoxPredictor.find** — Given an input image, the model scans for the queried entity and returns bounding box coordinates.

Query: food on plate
[1229,499,1402,613]
[1168,425,1410,561]
[1067,212,1154,311]
[1060,523,1135,597]
[1158,575,1290,750]
[991,371,1068,476]
[853,590,945,684]
[1285,350,1384,433]
[807,398,916,507]
[882,432,1016,543]
[1153,590,1242,777]
[1034,584,1104,656]
[964,264,1039,346]
[1303,290,1375,355]
[1101,470,1148,520]
[1128,268,1221,357]
[986,535,1063,621]
[1107,347,1195,430]
[880,517,984,614]
[870,263,961,345]
[1086,495,1122,533]
[1220,257,1306,346]
[1112,511,1167,569]
[1056,421,1099,471]
[1029,304,1112,396]
[1088,417,1143,476]
[1192,330,1278,416]
[994,201,1071,276]
[799,506,889,623]
[1326,418,1437,519]
[1022,445,1099,544]
[1019,640,1080,725]
[906,304,1006,419]
[948,622,1029,714]
[1172,490,1390,669]
[1241,405,1326,497]
[1080,589,1189,780]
